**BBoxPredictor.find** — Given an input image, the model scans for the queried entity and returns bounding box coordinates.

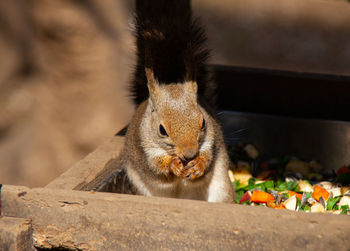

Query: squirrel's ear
[145,67,160,102]
[184,80,198,96]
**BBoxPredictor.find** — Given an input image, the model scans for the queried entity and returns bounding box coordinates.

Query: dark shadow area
[213,65,350,121]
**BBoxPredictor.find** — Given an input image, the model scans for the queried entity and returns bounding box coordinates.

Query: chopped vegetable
[228,170,235,183]
[288,191,302,201]
[297,180,314,193]
[340,205,349,215]
[312,185,330,201]
[317,181,333,190]
[267,199,285,209]
[326,197,341,211]
[338,196,350,207]
[228,144,349,215]
[235,190,245,204]
[311,202,326,213]
[328,187,341,197]
[264,180,275,190]
[303,204,311,212]
[231,166,253,186]
[251,190,274,203]
[239,191,252,204]
[283,196,297,211]
[341,187,350,196]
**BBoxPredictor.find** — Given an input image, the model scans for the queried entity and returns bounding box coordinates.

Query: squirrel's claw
[184,156,206,180]
[170,155,207,180]
[170,157,185,177]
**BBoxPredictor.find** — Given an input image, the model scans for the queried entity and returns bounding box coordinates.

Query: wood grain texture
[2,185,350,250]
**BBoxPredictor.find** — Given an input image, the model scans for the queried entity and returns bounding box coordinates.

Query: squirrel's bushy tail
[130,0,216,109]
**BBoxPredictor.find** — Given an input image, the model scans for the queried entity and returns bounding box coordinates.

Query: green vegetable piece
[303,204,311,211]
[304,192,312,200]
[248,178,256,186]
[233,180,240,191]
[286,181,298,191]
[296,197,301,209]
[235,190,245,204]
[241,200,251,205]
[255,183,266,192]
[236,183,249,191]
[340,205,349,215]
[326,197,341,211]
[264,180,274,189]
[275,180,287,191]
[240,179,268,192]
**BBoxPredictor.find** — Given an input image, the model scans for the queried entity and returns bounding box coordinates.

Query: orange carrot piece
[267,200,286,209]
[312,185,330,201]
[251,190,275,203]
[288,191,302,201]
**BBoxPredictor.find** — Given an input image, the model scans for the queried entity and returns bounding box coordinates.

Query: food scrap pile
[228,144,350,215]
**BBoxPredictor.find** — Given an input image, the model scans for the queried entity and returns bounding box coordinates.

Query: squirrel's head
[145,68,206,162]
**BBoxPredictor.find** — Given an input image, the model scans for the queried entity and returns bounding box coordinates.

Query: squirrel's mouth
[179,155,198,166]
[175,155,189,166]
[181,159,190,166]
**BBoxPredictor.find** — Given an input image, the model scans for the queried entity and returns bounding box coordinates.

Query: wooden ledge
[1,184,350,250]
[0,216,34,251]
[46,136,125,191]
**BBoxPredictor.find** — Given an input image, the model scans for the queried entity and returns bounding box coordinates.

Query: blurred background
[0,0,350,187]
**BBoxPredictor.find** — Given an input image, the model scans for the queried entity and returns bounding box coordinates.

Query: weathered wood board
[1,185,350,250]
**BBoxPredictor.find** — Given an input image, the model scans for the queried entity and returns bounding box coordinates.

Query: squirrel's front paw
[184,156,207,180]
[170,157,185,177]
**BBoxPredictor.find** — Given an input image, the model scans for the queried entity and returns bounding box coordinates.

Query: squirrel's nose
[182,147,198,161]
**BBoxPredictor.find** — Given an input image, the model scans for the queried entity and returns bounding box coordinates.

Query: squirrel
[118,0,234,202]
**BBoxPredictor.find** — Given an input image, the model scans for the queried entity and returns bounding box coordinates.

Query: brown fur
[119,70,234,202]
[120,0,234,202]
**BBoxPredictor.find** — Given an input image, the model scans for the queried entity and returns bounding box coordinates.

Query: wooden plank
[2,185,350,250]
[0,216,35,251]
[46,136,125,191]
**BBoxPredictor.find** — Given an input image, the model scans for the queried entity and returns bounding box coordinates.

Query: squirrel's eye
[159,124,168,137]
[201,118,206,130]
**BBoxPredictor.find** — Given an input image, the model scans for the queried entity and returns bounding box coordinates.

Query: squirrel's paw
[153,155,175,176]
[184,156,207,180]
[170,157,185,177]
